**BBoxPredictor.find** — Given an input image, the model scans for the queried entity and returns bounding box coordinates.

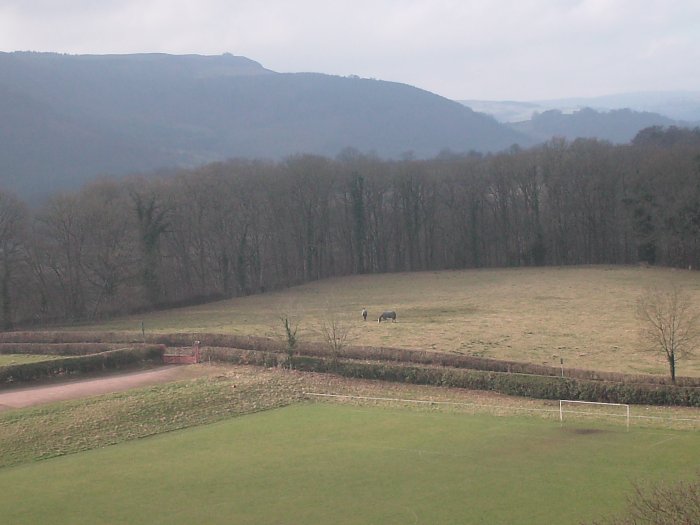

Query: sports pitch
[1,403,697,524]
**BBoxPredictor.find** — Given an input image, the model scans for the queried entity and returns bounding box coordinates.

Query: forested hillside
[0,127,699,326]
[509,107,677,144]
[0,52,527,200]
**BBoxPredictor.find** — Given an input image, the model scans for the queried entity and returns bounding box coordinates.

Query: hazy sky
[1,0,698,101]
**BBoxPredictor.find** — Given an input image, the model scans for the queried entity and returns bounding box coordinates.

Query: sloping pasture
[1,402,697,525]
[82,266,700,377]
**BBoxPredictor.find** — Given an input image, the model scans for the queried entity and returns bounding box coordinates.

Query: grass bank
[0,366,303,468]
[1,364,697,470]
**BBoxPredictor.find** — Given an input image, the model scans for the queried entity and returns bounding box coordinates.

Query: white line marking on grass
[631,414,700,423]
[647,434,680,448]
[305,393,700,427]
[405,506,419,524]
[304,392,559,414]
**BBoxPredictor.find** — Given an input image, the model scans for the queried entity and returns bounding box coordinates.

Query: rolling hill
[461,92,700,144]
[508,107,677,144]
[0,52,530,200]
[462,91,700,123]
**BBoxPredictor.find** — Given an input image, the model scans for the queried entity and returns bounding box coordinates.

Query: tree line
[0,126,699,327]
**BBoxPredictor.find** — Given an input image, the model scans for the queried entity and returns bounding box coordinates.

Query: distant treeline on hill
[0,126,699,326]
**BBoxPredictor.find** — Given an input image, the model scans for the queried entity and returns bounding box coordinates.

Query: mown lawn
[80,266,700,377]
[1,402,697,525]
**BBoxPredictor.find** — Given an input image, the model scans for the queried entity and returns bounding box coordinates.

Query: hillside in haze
[509,107,678,144]
[462,91,700,123]
[459,92,700,145]
[0,52,530,200]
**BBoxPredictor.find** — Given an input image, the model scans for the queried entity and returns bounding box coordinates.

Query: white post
[559,400,563,423]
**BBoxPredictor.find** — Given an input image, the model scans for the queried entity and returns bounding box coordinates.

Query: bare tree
[269,300,304,370]
[0,191,28,329]
[36,193,88,320]
[589,473,700,525]
[319,309,355,366]
[280,315,299,369]
[78,181,137,318]
[129,185,169,307]
[636,283,699,383]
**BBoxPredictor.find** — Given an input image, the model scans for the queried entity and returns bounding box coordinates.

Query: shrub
[0,343,119,356]
[290,356,700,407]
[0,345,165,386]
[0,332,700,398]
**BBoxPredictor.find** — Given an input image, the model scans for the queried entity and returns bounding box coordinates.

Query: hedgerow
[0,345,165,384]
[198,347,700,407]
[2,331,698,403]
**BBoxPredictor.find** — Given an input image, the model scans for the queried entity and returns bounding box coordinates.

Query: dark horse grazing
[378,310,397,323]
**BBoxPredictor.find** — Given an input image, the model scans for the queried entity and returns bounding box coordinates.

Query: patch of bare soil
[565,428,607,435]
[0,365,214,411]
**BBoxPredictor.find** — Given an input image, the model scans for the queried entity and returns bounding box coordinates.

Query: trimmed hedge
[198,347,700,407]
[0,343,121,356]
[0,331,143,344]
[2,330,699,388]
[201,346,281,368]
[0,345,166,385]
[290,357,700,407]
[168,333,700,387]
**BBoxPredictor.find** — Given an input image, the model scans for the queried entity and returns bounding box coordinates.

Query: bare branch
[636,283,699,382]
[318,307,355,364]
[588,473,700,525]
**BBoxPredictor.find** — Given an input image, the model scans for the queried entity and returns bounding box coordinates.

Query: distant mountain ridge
[461,91,700,123]
[509,107,678,144]
[0,52,529,200]
[461,92,699,146]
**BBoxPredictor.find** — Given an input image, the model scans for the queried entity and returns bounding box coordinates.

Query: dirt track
[0,366,191,411]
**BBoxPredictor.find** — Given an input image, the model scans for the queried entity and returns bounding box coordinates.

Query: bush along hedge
[3,330,700,388]
[160,333,700,387]
[0,343,121,356]
[200,346,281,368]
[288,355,700,407]
[194,347,699,407]
[0,331,145,344]
[0,345,166,386]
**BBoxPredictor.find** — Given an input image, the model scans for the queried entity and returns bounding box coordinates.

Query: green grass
[1,403,697,525]
[0,366,303,468]
[0,354,59,366]
[78,266,700,377]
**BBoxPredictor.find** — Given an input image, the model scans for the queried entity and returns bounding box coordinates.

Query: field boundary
[304,392,700,428]
[2,331,699,406]
[2,330,698,387]
[305,391,560,415]
[0,345,166,386]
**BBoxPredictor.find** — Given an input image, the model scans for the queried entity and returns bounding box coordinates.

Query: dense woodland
[0,126,699,327]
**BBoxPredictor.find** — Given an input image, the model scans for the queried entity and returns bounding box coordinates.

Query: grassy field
[2,364,697,467]
[1,402,698,525]
[0,354,59,366]
[2,364,697,468]
[83,265,700,377]
[4,265,696,523]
